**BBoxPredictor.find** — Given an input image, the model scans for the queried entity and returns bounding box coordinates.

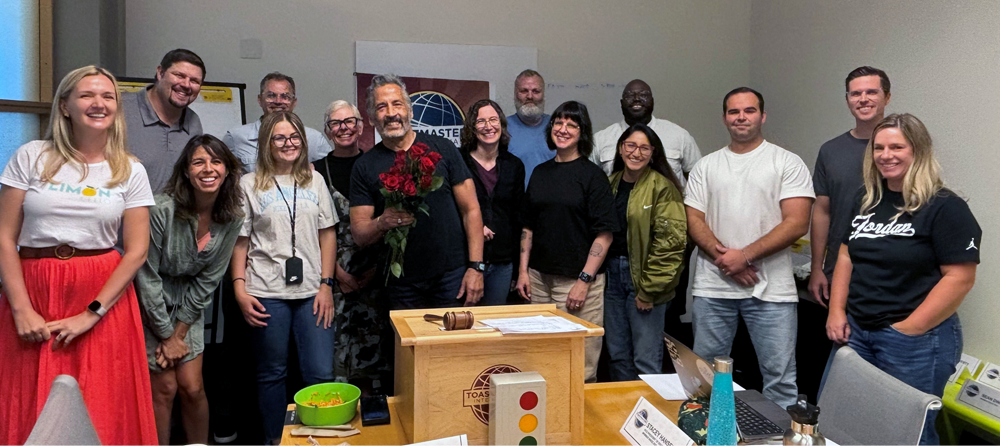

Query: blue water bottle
[706,356,738,445]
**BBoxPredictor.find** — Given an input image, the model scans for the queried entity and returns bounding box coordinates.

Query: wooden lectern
[390,304,603,445]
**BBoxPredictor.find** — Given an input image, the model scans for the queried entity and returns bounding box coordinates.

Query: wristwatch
[320,277,336,288]
[87,300,108,318]
[578,271,596,283]
[467,261,487,273]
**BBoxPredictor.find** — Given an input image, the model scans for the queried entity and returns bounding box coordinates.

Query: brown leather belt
[19,244,114,260]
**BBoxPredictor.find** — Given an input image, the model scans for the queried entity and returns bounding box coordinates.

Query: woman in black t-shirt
[516,101,617,382]
[460,99,525,306]
[826,114,980,445]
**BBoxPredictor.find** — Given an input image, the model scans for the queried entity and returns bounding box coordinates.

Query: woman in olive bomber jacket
[605,123,687,381]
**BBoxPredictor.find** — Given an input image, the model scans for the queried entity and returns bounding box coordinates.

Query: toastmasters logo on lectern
[463,364,522,424]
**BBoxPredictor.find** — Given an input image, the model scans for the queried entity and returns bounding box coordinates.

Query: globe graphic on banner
[410,91,465,127]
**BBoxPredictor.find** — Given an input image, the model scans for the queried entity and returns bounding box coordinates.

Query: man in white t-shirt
[591,79,701,187]
[684,87,814,408]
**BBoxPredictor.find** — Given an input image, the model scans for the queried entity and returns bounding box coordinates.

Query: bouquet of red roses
[378,142,444,279]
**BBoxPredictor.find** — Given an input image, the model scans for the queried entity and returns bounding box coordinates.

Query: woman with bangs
[516,101,617,382]
[605,123,687,381]
[230,111,338,444]
[135,134,245,444]
[0,65,157,444]
[826,113,980,445]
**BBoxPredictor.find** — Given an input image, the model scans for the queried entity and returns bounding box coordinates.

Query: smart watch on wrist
[467,261,487,273]
[320,277,336,288]
[578,271,595,283]
[87,300,108,318]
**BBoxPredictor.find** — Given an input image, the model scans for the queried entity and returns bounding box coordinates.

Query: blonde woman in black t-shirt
[516,101,617,382]
[825,114,980,445]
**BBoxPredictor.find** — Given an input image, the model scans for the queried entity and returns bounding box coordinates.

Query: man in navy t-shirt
[809,67,892,304]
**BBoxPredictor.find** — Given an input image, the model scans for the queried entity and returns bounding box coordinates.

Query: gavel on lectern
[423,311,475,330]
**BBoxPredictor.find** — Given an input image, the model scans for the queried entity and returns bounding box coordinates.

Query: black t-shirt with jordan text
[350,132,472,282]
[843,186,981,330]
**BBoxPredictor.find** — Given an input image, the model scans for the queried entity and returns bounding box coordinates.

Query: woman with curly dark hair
[135,134,245,444]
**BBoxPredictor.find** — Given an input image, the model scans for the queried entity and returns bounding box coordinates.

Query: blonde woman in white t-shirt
[0,65,157,444]
[230,111,338,444]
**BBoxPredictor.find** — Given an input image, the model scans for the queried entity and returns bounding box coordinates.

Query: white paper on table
[480,315,588,334]
[406,433,468,446]
[640,374,745,400]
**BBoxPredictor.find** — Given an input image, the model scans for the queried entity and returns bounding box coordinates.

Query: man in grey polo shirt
[223,72,332,172]
[123,48,205,193]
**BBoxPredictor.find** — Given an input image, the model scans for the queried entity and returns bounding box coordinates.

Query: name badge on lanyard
[274,178,304,284]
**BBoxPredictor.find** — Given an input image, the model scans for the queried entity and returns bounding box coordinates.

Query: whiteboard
[356,41,536,119]
[117,78,247,139]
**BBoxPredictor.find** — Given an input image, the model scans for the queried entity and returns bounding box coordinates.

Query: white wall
[751,0,1000,363]
[125,0,750,151]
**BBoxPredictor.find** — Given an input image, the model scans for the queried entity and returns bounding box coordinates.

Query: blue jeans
[692,296,798,408]
[604,256,669,380]
[251,296,336,443]
[847,313,961,445]
[388,265,466,310]
[479,262,513,306]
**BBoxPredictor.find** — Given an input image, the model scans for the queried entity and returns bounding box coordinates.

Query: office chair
[25,375,101,445]
[818,346,942,445]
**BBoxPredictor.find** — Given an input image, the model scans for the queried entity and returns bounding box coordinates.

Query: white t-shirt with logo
[239,171,338,300]
[0,140,155,250]
[684,140,814,302]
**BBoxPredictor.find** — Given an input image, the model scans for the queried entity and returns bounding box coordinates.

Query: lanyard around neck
[273,178,297,257]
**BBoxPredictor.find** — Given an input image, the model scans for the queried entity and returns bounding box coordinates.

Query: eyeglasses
[263,92,296,103]
[553,121,580,131]
[326,117,361,131]
[474,116,500,129]
[271,134,302,148]
[623,91,652,101]
[622,141,653,155]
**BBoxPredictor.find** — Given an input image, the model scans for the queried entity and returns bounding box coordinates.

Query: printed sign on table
[620,397,694,446]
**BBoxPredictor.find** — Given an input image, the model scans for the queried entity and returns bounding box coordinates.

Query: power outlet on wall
[240,39,263,59]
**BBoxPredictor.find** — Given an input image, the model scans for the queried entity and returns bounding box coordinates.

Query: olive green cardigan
[609,167,687,305]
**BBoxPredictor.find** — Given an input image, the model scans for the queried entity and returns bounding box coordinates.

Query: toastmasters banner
[356,73,490,149]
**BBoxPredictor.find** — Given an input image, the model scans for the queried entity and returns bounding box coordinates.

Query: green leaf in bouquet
[390,262,402,278]
[418,203,431,216]
[430,176,444,191]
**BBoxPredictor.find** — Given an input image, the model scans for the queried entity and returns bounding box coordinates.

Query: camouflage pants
[333,287,390,382]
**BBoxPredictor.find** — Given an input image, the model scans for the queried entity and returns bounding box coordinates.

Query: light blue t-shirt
[506,113,553,187]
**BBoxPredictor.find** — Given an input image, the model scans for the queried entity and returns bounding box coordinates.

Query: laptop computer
[663,333,791,443]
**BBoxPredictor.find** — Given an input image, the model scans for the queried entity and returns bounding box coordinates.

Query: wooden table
[281,381,682,445]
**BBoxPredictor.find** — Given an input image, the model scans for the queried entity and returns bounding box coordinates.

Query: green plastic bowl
[293,382,361,426]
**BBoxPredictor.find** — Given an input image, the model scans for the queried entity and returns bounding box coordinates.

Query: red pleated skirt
[0,251,157,445]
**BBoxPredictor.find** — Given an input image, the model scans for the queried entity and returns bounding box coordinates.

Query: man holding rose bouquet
[349,74,485,310]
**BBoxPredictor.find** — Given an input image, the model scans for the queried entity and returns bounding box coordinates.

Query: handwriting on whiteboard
[546,83,628,90]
